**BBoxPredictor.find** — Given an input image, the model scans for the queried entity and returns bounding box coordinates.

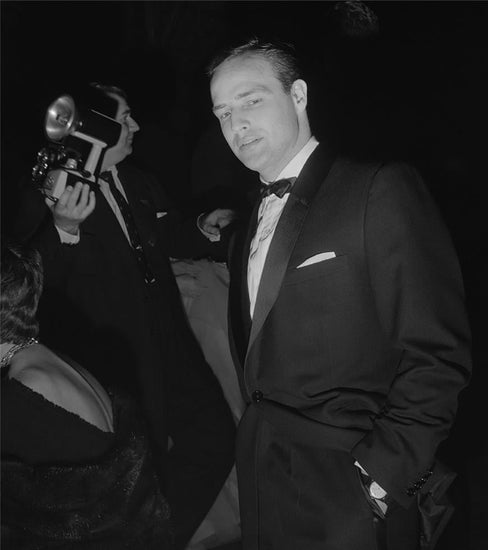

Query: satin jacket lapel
[228,199,261,370]
[247,144,336,356]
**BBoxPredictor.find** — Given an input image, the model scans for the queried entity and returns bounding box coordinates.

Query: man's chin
[237,152,264,174]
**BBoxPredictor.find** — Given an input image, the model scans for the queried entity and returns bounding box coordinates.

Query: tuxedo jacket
[25,162,235,549]
[228,144,471,546]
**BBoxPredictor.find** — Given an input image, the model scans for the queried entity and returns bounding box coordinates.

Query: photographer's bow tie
[260,177,297,199]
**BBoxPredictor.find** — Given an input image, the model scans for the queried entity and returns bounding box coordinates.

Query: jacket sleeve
[141,171,233,261]
[352,162,471,508]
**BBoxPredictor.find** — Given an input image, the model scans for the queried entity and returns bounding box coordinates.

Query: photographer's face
[103,94,140,168]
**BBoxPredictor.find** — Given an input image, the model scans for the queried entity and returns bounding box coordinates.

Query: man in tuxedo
[25,83,235,549]
[207,39,471,549]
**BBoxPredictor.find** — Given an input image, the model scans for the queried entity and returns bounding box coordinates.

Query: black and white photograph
[1,2,486,549]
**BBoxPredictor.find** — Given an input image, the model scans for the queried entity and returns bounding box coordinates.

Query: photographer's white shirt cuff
[55,226,80,245]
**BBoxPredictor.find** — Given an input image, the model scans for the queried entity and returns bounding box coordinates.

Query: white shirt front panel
[247,137,319,318]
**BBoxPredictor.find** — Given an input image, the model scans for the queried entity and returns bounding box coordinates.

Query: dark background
[1,2,486,548]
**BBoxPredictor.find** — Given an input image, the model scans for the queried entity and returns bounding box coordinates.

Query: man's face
[211,54,309,181]
[104,93,140,166]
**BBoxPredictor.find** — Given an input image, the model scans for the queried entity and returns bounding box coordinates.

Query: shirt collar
[261,136,319,184]
[100,165,119,179]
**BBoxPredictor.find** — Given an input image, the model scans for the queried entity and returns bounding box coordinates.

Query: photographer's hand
[197,208,237,242]
[48,182,96,236]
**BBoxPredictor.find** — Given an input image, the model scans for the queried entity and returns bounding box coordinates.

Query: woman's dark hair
[207,38,302,93]
[0,243,43,344]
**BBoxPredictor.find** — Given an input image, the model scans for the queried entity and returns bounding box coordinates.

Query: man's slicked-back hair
[1,243,43,344]
[207,37,302,93]
[89,82,129,102]
[72,82,130,119]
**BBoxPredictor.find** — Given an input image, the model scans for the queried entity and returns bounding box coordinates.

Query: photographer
[17,83,236,550]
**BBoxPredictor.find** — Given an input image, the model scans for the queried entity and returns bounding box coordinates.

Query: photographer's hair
[90,82,129,102]
[0,243,43,344]
[77,83,130,119]
[206,38,302,93]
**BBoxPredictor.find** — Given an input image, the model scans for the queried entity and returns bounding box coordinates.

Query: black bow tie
[260,177,297,199]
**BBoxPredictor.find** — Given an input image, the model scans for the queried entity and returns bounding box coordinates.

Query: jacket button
[252,390,263,403]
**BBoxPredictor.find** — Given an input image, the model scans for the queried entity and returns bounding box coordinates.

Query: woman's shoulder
[8,344,114,433]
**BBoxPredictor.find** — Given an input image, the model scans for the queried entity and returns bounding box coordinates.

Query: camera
[32,93,122,203]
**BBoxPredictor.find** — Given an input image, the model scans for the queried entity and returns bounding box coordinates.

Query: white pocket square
[297,252,336,268]
[156,211,168,219]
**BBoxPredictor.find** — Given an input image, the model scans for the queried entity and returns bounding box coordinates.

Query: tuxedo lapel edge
[246,145,337,359]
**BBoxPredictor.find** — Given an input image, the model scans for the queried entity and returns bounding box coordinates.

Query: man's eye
[247,98,261,106]
[220,111,231,121]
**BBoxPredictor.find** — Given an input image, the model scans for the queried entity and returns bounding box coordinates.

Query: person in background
[1,242,173,549]
[16,83,235,550]
[168,121,261,550]
[207,38,472,549]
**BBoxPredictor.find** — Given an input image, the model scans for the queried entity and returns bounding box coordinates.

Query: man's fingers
[56,185,74,208]
[66,182,84,210]
[84,190,96,217]
[202,216,220,234]
[215,209,237,229]
[78,183,92,208]
[53,182,95,223]
[218,212,236,227]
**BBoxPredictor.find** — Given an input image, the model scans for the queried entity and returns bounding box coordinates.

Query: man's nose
[128,117,140,132]
[231,113,249,133]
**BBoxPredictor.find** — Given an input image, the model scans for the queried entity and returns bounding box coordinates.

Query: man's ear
[291,79,308,112]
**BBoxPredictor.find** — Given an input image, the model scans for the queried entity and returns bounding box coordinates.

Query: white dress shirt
[247,137,319,318]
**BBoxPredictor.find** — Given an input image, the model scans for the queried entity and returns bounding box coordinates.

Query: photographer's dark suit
[228,145,471,550]
[23,161,235,549]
